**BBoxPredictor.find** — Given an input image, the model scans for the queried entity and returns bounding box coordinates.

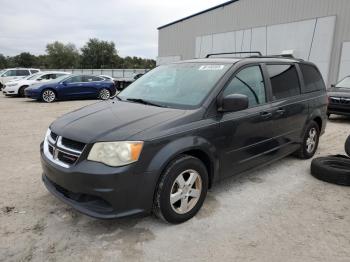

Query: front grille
[61,137,85,151]
[44,130,86,168]
[330,97,350,105]
[57,151,78,165]
[50,132,58,140]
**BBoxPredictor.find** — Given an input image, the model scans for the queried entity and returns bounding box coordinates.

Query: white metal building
[157,0,350,85]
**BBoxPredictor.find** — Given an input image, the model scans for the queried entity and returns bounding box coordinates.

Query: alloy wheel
[99,89,110,100]
[42,90,56,103]
[306,127,317,153]
[170,169,202,214]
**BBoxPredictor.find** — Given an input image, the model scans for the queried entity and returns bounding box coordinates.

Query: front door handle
[260,112,272,119]
[276,108,285,116]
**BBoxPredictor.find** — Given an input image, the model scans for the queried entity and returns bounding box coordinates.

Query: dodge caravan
[41,54,327,223]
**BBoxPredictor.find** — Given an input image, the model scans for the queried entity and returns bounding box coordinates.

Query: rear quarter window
[266,64,301,100]
[300,64,326,93]
[16,70,30,76]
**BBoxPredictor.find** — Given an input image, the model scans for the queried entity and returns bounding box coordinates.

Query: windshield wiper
[126,98,167,108]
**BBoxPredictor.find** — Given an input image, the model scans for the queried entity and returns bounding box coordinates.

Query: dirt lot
[0,95,350,262]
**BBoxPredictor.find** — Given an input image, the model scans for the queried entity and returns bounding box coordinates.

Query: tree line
[0,38,156,69]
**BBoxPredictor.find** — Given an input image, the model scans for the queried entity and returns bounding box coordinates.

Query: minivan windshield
[336,76,350,89]
[118,63,232,109]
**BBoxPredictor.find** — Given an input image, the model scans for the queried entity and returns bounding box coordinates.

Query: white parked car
[2,71,70,97]
[0,68,40,90]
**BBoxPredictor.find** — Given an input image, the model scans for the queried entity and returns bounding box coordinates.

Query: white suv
[2,71,70,97]
[0,68,40,90]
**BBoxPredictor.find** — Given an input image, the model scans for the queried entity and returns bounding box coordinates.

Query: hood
[328,87,350,98]
[50,100,187,143]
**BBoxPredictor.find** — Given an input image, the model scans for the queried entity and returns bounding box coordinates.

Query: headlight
[87,141,143,167]
[7,83,18,87]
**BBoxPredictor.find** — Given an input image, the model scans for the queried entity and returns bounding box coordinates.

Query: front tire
[41,89,56,103]
[99,88,111,100]
[295,121,320,159]
[153,155,208,224]
[18,86,27,97]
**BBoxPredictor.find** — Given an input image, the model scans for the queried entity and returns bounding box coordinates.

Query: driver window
[223,66,266,108]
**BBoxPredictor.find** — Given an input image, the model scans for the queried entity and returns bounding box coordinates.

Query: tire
[153,155,208,224]
[345,135,350,157]
[41,89,56,103]
[295,121,320,159]
[311,157,350,186]
[18,86,27,97]
[99,88,111,100]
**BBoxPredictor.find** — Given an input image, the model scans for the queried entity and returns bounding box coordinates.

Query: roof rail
[249,54,304,61]
[206,51,262,58]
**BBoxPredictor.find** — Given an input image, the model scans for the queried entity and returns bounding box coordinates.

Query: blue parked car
[25,74,116,103]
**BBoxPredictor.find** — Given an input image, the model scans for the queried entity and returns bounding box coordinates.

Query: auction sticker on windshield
[198,65,225,71]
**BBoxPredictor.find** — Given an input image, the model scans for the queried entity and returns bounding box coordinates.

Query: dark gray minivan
[41,54,328,223]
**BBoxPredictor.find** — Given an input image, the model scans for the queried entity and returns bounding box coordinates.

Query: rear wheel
[99,88,110,100]
[42,89,56,103]
[153,155,208,224]
[295,121,320,159]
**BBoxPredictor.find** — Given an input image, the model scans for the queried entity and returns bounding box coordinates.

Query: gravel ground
[0,95,350,262]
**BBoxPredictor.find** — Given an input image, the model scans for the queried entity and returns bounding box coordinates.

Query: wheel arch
[147,136,219,193]
[18,85,29,95]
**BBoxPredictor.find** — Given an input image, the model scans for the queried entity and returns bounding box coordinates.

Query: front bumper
[25,88,41,99]
[40,143,156,219]
[328,105,350,116]
[2,85,19,95]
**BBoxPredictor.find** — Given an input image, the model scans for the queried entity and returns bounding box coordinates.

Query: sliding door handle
[260,112,272,119]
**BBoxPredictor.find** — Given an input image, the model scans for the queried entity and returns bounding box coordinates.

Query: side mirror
[218,94,249,112]
[37,78,43,81]
[61,81,67,86]
[330,84,335,88]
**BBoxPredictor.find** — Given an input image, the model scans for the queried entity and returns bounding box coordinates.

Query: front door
[219,65,276,178]
[59,75,85,98]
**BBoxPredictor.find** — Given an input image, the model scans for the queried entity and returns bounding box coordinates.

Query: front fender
[146,135,220,185]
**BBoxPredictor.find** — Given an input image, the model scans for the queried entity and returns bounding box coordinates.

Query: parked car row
[0,68,40,90]
[2,70,117,102]
[3,71,70,97]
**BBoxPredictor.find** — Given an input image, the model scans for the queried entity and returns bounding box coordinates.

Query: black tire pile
[311,135,350,186]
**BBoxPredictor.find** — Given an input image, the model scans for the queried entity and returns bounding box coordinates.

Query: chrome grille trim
[43,129,85,168]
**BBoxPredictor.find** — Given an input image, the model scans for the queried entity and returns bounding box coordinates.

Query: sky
[0,0,227,59]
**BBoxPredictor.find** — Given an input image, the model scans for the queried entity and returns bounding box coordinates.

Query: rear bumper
[40,143,156,219]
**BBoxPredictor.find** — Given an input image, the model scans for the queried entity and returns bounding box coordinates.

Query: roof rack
[205,51,262,58]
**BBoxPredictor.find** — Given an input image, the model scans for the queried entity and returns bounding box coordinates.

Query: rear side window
[30,70,39,74]
[83,76,103,82]
[65,76,83,83]
[267,64,301,100]
[300,64,325,93]
[223,65,266,107]
[16,70,30,76]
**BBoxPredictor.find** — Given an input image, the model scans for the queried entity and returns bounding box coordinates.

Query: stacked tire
[310,135,350,186]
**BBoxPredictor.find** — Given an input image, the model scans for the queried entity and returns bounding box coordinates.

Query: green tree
[0,54,8,69]
[13,52,37,67]
[46,41,80,68]
[81,38,118,68]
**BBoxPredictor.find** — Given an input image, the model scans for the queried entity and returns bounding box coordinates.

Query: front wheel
[153,155,208,224]
[99,88,111,100]
[295,121,320,159]
[42,89,56,103]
